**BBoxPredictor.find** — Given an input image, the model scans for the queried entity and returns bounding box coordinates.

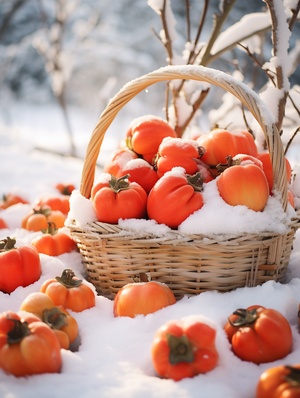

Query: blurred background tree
[0,0,299,156]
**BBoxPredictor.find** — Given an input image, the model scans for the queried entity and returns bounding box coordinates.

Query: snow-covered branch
[148,0,300,148]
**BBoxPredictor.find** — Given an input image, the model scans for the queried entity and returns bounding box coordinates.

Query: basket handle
[80,65,288,211]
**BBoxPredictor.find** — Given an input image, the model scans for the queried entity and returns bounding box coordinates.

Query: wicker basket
[68,65,300,299]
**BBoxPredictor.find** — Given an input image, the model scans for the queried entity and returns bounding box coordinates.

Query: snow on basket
[67,65,300,299]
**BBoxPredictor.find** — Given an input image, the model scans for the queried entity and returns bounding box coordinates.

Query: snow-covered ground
[0,99,300,398]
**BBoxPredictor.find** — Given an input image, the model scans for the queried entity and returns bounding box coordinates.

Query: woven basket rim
[68,209,300,242]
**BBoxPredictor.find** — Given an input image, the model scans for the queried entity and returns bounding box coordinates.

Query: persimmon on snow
[113,273,176,318]
[21,205,66,231]
[0,310,62,377]
[224,305,292,364]
[40,269,95,312]
[0,193,29,209]
[35,194,70,214]
[0,218,8,229]
[55,183,76,196]
[0,237,41,294]
[20,292,79,350]
[256,364,300,398]
[31,224,77,256]
[151,317,218,381]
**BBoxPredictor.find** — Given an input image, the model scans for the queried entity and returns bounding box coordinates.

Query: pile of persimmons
[91,115,294,230]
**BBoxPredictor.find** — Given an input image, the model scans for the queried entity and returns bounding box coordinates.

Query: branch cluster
[149,0,300,147]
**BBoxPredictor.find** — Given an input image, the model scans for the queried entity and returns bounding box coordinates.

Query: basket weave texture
[69,65,300,299]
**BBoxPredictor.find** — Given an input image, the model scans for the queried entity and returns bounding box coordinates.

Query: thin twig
[160,0,173,63]
[285,126,300,155]
[175,88,210,137]
[288,0,300,30]
[238,42,276,84]
[188,0,210,65]
[185,0,191,43]
[264,0,289,132]
[200,0,236,66]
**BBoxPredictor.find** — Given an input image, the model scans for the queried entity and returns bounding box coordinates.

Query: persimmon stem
[228,308,259,327]
[6,317,31,344]
[285,366,300,386]
[109,174,131,193]
[0,236,16,251]
[55,269,82,288]
[43,307,67,330]
[46,222,58,235]
[215,155,241,173]
[186,172,204,192]
[167,334,194,364]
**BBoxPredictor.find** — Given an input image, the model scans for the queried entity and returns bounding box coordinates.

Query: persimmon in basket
[197,128,258,169]
[125,115,177,164]
[256,151,292,194]
[216,154,269,212]
[91,174,148,224]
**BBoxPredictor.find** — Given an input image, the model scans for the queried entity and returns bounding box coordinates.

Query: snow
[1,106,300,398]
[1,0,300,395]
[211,13,271,56]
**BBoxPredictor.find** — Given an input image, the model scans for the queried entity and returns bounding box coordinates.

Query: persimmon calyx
[109,174,131,193]
[285,366,300,386]
[33,205,52,217]
[0,236,17,252]
[197,146,206,158]
[216,156,241,173]
[6,317,31,344]
[55,269,82,288]
[228,308,259,327]
[43,307,67,330]
[133,272,151,283]
[186,172,204,192]
[45,222,58,235]
[167,334,194,365]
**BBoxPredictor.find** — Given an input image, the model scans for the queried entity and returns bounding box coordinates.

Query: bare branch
[0,0,27,40]
[209,24,271,65]
[174,88,210,137]
[185,0,191,43]
[288,0,300,30]
[237,42,276,84]
[200,0,236,66]
[160,0,173,63]
[188,0,210,65]
[264,0,289,132]
[285,126,300,155]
